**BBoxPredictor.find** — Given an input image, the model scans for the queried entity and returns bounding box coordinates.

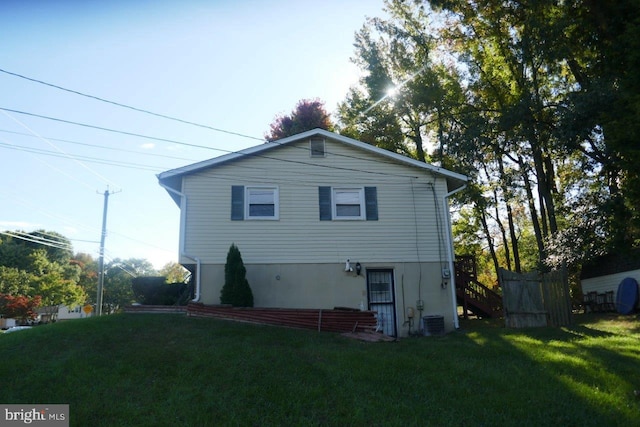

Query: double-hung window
[232,185,279,220]
[333,188,365,220]
[319,186,378,221]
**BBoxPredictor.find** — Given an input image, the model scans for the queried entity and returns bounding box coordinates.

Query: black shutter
[365,187,378,221]
[231,186,244,220]
[319,186,332,220]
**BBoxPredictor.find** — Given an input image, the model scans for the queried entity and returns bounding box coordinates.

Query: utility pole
[96,188,119,316]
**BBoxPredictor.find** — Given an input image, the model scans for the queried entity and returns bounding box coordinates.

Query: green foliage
[159,261,190,284]
[131,276,190,306]
[265,98,334,141]
[0,230,73,274]
[99,259,141,313]
[33,271,86,315]
[338,0,640,279]
[0,230,166,316]
[0,231,86,316]
[220,244,253,307]
[0,266,35,296]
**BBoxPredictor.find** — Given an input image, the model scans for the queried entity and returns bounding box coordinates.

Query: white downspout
[181,254,201,302]
[443,183,468,330]
[158,181,202,302]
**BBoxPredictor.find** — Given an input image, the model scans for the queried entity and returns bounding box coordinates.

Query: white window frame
[245,186,279,220]
[332,187,365,220]
[310,137,326,158]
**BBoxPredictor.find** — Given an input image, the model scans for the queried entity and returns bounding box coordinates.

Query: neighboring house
[581,252,640,310]
[158,129,468,337]
[35,305,87,323]
[57,305,88,320]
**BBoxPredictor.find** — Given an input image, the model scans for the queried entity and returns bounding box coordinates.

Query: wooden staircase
[455,256,503,319]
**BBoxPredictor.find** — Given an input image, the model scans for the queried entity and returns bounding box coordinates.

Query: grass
[1,313,639,426]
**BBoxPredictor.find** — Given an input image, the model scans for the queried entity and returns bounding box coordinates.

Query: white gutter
[158,181,202,302]
[443,183,468,330]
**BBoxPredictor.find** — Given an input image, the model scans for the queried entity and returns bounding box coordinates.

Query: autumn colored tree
[265,98,334,141]
[0,294,42,323]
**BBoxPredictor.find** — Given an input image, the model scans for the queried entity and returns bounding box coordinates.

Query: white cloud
[140,143,155,149]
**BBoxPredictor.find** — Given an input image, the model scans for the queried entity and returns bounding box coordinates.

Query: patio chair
[583,291,598,313]
[604,291,616,312]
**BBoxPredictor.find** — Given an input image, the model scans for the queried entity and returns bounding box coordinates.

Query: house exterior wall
[179,138,451,266]
[581,269,640,297]
[197,261,455,337]
[57,305,86,320]
[171,135,460,337]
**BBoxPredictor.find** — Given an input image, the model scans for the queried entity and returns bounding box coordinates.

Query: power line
[1,138,423,187]
[0,230,74,252]
[8,230,75,250]
[0,106,223,153]
[0,67,265,142]
[1,109,120,188]
[0,188,102,236]
[0,136,98,191]
[0,66,417,168]
[0,107,420,179]
[0,140,163,172]
[0,128,199,163]
[103,254,138,278]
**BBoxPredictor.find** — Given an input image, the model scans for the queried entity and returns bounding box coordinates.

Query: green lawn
[1,313,639,426]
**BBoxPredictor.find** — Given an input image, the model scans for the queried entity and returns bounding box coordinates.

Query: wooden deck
[455,256,503,319]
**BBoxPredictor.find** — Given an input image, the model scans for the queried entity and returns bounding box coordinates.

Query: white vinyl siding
[181,138,451,265]
[582,269,640,296]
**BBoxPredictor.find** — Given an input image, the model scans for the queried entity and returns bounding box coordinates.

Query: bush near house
[220,244,254,307]
[131,277,190,305]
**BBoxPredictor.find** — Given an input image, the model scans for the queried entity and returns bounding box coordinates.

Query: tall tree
[159,261,190,283]
[337,2,466,164]
[337,0,640,284]
[445,0,639,265]
[265,98,334,141]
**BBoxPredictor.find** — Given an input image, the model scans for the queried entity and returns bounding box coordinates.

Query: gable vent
[309,138,326,158]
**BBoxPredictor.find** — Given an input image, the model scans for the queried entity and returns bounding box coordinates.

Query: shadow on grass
[2,313,639,426]
[456,314,640,426]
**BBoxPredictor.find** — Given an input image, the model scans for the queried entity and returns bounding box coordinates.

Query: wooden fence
[499,268,572,328]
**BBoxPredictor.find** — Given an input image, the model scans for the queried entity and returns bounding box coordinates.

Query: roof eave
[156,127,470,191]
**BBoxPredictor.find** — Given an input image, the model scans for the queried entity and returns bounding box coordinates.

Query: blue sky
[0,0,386,269]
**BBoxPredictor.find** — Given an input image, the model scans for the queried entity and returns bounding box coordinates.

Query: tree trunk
[413,124,426,163]
[497,154,521,272]
[477,200,501,278]
[519,156,545,263]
